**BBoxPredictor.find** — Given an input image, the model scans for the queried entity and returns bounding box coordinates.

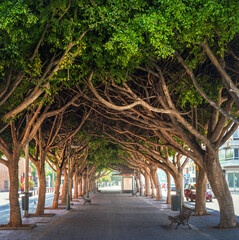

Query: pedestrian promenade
[1,191,239,240]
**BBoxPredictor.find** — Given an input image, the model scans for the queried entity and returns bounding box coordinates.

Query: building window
[4,180,8,190]
[235,173,239,188]
[228,172,234,188]
[233,128,239,140]
[235,149,239,160]
[227,172,239,188]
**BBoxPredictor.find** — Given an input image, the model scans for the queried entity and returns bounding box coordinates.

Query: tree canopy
[1,0,239,228]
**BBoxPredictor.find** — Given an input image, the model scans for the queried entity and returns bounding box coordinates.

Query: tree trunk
[88,177,92,192]
[8,155,22,227]
[78,175,82,196]
[166,171,171,204]
[144,172,150,196]
[61,170,68,205]
[138,172,143,195]
[204,149,236,228]
[149,166,162,201]
[73,173,78,199]
[154,170,163,201]
[174,172,184,206]
[135,174,139,192]
[82,175,87,195]
[69,175,73,201]
[35,162,46,215]
[194,166,208,215]
[52,166,61,209]
[93,178,97,193]
[90,179,94,192]
[150,175,155,198]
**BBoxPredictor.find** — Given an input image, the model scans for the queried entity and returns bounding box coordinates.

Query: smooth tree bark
[82,175,87,195]
[166,171,171,204]
[204,149,236,227]
[61,169,68,205]
[35,151,47,215]
[69,173,73,201]
[144,171,150,196]
[138,172,143,195]
[7,148,22,227]
[149,165,162,200]
[194,166,208,215]
[52,166,62,208]
[78,175,83,196]
[73,170,79,199]
[155,170,163,201]
[134,173,139,192]
[89,178,93,192]
[173,171,184,206]
[149,172,155,198]
[47,147,67,209]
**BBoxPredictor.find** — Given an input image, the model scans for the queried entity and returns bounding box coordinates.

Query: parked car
[184,183,213,202]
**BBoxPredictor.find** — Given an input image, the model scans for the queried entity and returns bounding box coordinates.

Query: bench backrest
[179,206,194,220]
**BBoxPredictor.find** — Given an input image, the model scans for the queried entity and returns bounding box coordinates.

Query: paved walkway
[1,192,239,240]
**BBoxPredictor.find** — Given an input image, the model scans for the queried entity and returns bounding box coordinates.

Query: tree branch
[0,158,8,167]
[176,52,239,124]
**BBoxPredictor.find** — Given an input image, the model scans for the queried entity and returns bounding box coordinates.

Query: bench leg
[175,223,180,229]
[186,221,191,229]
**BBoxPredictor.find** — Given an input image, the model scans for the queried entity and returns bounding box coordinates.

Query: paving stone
[1,192,239,240]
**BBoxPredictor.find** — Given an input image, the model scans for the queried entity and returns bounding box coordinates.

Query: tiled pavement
[1,192,239,240]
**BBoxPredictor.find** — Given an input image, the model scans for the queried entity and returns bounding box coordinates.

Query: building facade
[0,158,28,191]
[219,128,239,191]
[183,159,196,185]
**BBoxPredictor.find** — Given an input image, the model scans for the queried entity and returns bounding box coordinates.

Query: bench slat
[168,206,194,229]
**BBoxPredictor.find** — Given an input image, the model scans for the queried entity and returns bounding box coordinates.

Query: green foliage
[45,162,52,177]
[29,179,35,187]
[30,160,37,178]
[0,0,38,58]
[99,175,111,182]
[0,0,238,163]
[0,0,91,117]
[88,0,239,70]
[87,136,125,170]
[1,0,237,115]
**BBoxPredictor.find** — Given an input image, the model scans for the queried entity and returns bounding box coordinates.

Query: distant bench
[168,206,194,229]
[131,189,140,197]
[83,195,92,205]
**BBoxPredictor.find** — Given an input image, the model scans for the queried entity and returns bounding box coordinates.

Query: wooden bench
[168,206,194,229]
[131,191,138,197]
[83,195,92,205]
[131,189,140,197]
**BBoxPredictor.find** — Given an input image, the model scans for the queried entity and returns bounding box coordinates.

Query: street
[184,192,239,216]
[162,189,239,216]
[0,192,54,225]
